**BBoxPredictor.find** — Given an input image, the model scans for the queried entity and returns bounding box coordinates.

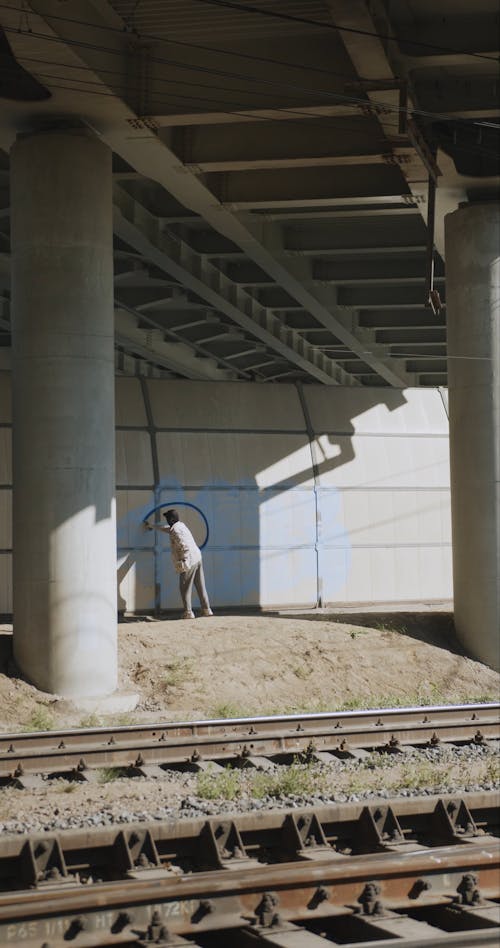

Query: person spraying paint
[144,508,213,619]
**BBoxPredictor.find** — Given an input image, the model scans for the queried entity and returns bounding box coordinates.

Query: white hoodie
[168,522,202,574]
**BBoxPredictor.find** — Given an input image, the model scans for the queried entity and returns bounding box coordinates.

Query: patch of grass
[107,713,136,726]
[79,713,103,729]
[334,687,448,712]
[349,628,369,640]
[280,700,332,715]
[374,621,406,635]
[337,697,363,711]
[22,707,55,732]
[397,760,439,791]
[196,765,242,801]
[162,658,194,690]
[252,760,323,799]
[210,702,250,719]
[485,756,500,783]
[97,767,128,784]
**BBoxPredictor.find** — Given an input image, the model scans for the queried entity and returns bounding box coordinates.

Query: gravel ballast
[0,744,497,836]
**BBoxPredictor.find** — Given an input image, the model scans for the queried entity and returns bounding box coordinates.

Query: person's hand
[144,521,152,531]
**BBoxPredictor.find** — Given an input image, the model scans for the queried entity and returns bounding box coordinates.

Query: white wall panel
[115,378,147,427]
[260,548,317,607]
[148,380,304,430]
[117,551,155,612]
[259,489,316,549]
[305,387,449,435]
[116,490,155,549]
[0,376,453,613]
[313,435,450,489]
[115,431,153,486]
[321,489,451,547]
[321,544,453,604]
[156,432,312,488]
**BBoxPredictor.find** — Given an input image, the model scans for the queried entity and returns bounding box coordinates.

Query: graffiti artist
[145,509,213,619]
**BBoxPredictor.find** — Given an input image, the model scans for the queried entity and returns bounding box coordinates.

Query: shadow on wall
[113,380,454,614]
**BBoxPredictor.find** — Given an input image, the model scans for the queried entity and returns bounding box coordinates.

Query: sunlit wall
[0,375,452,612]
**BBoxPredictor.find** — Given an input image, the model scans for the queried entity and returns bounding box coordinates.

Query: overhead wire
[0,4,498,130]
[190,0,500,64]
[1,29,498,164]
[3,0,496,65]
[0,4,497,376]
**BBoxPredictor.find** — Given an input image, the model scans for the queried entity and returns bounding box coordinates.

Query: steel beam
[283,216,427,253]
[153,103,365,127]
[209,165,411,209]
[9,0,414,386]
[113,188,352,385]
[313,259,444,283]
[338,285,445,308]
[114,309,232,381]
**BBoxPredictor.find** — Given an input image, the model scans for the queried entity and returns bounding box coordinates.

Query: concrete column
[445,202,500,670]
[10,126,117,697]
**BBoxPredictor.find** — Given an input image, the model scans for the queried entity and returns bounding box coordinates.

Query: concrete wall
[0,375,452,612]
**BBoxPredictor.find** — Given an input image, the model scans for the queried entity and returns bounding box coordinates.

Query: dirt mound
[0,610,498,732]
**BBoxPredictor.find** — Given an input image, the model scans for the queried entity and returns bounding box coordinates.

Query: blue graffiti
[142,501,209,550]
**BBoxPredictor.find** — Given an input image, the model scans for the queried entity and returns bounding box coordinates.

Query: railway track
[0,703,498,787]
[0,792,498,946]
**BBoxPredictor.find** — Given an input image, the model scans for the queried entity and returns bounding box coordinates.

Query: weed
[283,699,332,715]
[22,707,55,732]
[108,713,136,726]
[97,767,128,783]
[338,697,364,711]
[374,622,405,636]
[398,761,439,790]
[485,756,500,783]
[196,765,242,800]
[162,658,194,690]
[349,628,369,640]
[293,666,311,680]
[211,703,249,719]
[79,713,102,729]
[252,760,323,799]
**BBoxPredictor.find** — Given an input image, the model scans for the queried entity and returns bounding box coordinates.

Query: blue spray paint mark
[142,501,209,550]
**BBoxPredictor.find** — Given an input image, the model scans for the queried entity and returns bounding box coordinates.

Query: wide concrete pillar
[445,202,500,670]
[10,126,117,697]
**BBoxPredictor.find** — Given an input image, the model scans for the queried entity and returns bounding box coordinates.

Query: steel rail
[0,840,498,942]
[0,703,498,782]
[0,794,497,945]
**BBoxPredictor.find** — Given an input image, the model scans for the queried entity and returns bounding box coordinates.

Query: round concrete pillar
[10,127,117,697]
[445,202,500,670]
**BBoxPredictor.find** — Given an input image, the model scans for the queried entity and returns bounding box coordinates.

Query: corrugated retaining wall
[0,375,452,612]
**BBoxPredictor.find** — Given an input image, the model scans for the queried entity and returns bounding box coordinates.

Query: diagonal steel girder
[109,152,409,385]
[113,186,354,385]
[12,0,410,387]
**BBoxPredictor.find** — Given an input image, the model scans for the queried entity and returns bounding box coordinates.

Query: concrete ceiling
[0,0,498,385]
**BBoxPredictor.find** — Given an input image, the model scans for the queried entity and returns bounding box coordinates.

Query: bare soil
[0,608,498,732]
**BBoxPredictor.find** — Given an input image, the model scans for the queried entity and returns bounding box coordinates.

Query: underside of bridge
[0,1,498,695]
[0,0,498,385]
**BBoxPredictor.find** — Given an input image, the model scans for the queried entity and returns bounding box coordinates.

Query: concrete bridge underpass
[0,0,498,695]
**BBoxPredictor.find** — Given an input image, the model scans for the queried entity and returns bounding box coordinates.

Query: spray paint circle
[142,501,209,550]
